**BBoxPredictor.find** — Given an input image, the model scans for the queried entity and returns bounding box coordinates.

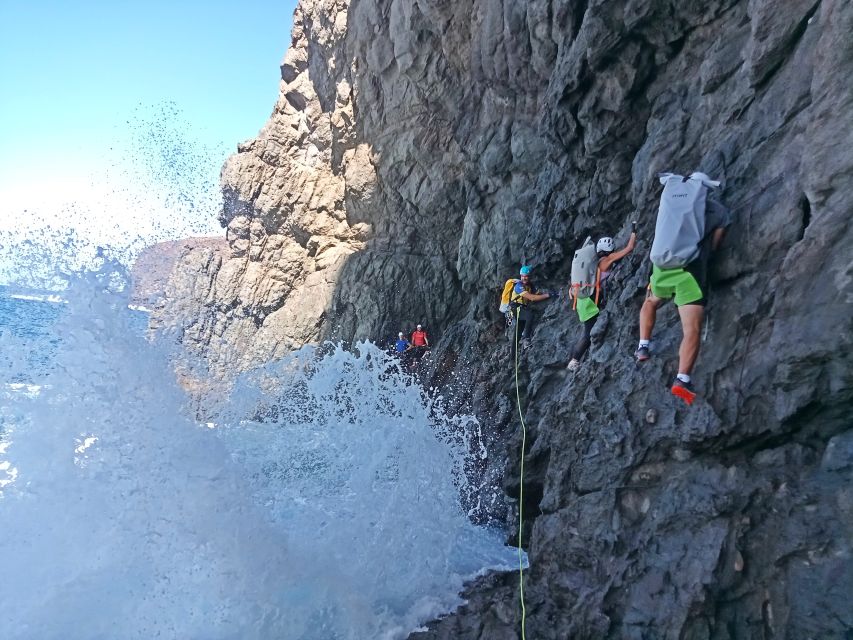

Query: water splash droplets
[0,267,518,639]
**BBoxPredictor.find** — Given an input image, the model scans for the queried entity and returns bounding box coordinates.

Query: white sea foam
[0,265,518,639]
[4,383,44,396]
[8,293,67,304]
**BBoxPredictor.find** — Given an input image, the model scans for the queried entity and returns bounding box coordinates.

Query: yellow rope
[514,306,527,639]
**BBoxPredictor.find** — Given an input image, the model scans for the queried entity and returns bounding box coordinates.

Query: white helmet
[596,237,614,253]
[398,332,404,338]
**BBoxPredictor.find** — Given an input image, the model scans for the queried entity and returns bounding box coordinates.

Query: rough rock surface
[130,237,227,308]
[156,0,853,637]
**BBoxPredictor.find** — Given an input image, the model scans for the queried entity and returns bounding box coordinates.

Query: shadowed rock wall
[156,0,853,637]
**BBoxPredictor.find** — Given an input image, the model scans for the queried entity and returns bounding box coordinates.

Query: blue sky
[0,0,298,266]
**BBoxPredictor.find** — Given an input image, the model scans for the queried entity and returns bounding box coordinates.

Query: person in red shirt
[411,324,429,347]
[409,324,430,368]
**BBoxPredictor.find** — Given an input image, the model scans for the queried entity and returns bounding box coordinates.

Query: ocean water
[0,265,518,639]
[0,290,63,383]
[0,285,148,384]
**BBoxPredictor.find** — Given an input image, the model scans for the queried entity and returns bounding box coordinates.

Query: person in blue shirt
[394,332,411,355]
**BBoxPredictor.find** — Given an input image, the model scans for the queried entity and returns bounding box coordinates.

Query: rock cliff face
[130,237,227,308]
[156,0,853,637]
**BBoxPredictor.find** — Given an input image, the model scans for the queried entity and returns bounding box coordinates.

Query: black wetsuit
[570,269,611,361]
[510,280,541,340]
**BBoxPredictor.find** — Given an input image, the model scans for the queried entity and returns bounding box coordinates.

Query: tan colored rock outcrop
[130,237,227,308]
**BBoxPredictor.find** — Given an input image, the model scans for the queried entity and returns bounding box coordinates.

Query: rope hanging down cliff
[513,305,528,640]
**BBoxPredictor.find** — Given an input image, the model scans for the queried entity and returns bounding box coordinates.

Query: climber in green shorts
[567,228,636,371]
[635,171,732,405]
[649,263,706,306]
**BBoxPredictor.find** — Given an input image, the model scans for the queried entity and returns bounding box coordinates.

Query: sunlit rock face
[156,0,853,637]
[130,238,228,309]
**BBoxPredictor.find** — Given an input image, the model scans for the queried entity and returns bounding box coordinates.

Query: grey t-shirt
[699,194,731,258]
[705,195,732,236]
[692,194,731,282]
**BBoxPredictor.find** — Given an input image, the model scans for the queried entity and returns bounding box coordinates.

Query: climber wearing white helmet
[567,223,637,371]
[596,237,615,253]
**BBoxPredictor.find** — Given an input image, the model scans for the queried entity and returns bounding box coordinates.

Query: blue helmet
[519,265,532,276]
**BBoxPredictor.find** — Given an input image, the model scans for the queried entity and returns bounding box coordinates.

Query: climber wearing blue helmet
[507,264,553,344]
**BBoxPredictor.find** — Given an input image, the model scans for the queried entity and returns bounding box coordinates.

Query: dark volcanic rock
[155,0,853,637]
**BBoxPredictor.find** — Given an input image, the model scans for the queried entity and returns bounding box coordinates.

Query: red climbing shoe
[671,378,697,405]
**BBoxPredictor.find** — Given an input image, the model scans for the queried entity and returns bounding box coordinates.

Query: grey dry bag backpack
[570,236,599,309]
[649,173,720,269]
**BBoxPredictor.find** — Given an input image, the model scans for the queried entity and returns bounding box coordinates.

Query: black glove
[631,221,638,233]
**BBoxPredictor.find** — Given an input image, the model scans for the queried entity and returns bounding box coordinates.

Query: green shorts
[575,296,600,322]
[650,264,706,306]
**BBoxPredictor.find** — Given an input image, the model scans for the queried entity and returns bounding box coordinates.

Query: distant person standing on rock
[567,224,637,371]
[394,331,411,361]
[635,172,731,405]
[409,323,430,365]
[411,324,429,348]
